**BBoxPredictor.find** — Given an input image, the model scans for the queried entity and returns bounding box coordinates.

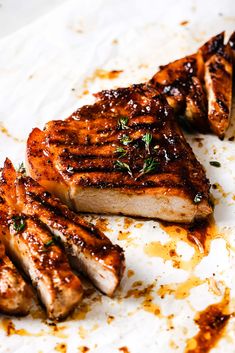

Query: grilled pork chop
[27,84,212,223]
[0,238,32,316]
[0,160,83,320]
[204,41,233,138]
[151,31,234,138]
[3,159,124,297]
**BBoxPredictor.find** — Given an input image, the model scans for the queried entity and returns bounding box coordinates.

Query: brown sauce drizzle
[119,347,130,353]
[55,343,67,353]
[78,347,90,353]
[145,217,219,271]
[184,288,231,353]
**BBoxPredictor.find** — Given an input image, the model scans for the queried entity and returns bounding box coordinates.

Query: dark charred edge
[199,32,225,61]
[216,97,229,114]
[93,82,162,101]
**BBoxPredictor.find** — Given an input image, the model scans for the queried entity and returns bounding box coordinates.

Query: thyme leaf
[12,216,26,233]
[118,116,129,130]
[44,239,54,247]
[136,157,158,179]
[209,161,221,168]
[115,146,127,158]
[114,160,133,177]
[43,235,60,250]
[120,134,132,146]
[142,132,153,154]
[18,162,26,175]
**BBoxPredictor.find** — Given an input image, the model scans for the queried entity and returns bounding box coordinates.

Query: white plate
[0,0,235,352]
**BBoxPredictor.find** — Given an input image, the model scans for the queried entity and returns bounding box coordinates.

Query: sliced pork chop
[4,159,125,297]
[150,52,208,132]
[0,160,83,320]
[0,236,32,316]
[204,41,233,138]
[27,84,212,223]
[151,31,234,137]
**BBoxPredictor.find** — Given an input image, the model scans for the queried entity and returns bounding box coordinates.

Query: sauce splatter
[118,230,131,242]
[70,288,102,321]
[145,218,219,271]
[78,347,90,353]
[78,326,88,339]
[0,122,24,143]
[107,315,115,324]
[0,318,34,337]
[55,343,67,353]
[119,347,130,353]
[127,269,135,278]
[124,217,134,229]
[158,276,205,300]
[184,288,231,353]
[125,282,162,317]
[95,217,112,233]
[180,20,189,26]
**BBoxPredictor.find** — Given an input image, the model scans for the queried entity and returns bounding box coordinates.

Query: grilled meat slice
[204,41,233,138]
[151,31,234,137]
[150,53,208,132]
[27,84,212,223]
[5,159,124,297]
[0,160,83,320]
[0,237,32,316]
[198,32,225,62]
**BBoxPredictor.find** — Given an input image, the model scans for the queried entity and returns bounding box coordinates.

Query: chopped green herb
[136,157,158,179]
[44,239,54,247]
[194,192,203,204]
[209,161,221,168]
[18,162,26,175]
[12,216,26,233]
[142,132,153,154]
[120,134,132,146]
[115,146,127,157]
[118,116,129,130]
[43,235,60,249]
[114,160,133,177]
[153,145,160,150]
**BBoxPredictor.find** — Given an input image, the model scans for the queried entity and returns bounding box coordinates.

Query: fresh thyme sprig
[114,160,133,177]
[120,134,132,146]
[11,216,26,233]
[115,146,127,158]
[18,162,26,175]
[142,132,153,154]
[136,157,158,180]
[41,235,60,252]
[118,116,129,130]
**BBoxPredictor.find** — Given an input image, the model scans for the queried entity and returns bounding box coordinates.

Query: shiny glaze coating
[27,84,212,222]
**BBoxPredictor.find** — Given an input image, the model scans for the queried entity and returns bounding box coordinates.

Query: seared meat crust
[0,159,83,320]
[27,84,212,223]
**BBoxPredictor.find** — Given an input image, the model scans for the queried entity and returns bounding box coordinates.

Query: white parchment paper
[0,0,235,352]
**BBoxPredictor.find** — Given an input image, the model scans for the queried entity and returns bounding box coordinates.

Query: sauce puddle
[185,288,231,353]
[145,217,220,271]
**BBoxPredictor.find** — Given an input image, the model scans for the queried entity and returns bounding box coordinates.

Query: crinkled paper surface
[0,0,235,352]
